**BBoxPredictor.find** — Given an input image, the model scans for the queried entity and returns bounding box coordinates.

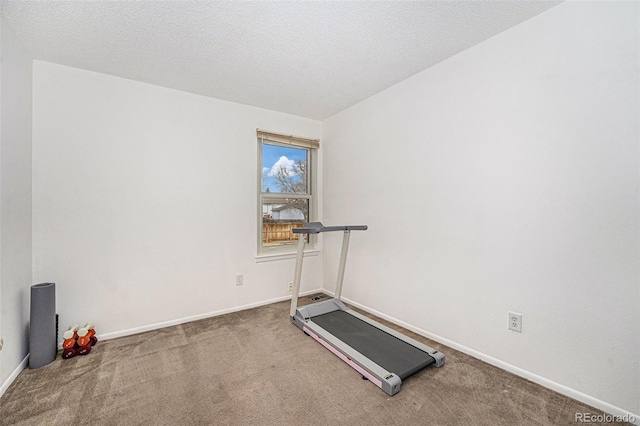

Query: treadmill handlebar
[292,222,368,234]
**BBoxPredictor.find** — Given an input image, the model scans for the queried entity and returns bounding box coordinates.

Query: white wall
[0,18,33,390]
[32,61,322,338]
[323,1,639,418]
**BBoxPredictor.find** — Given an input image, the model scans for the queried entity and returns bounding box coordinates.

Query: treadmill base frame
[291,297,444,396]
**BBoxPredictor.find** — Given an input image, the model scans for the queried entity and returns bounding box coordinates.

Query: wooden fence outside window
[262,220,305,246]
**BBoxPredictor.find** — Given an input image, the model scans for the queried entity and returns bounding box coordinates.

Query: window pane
[262,144,308,194]
[262,198,309,247]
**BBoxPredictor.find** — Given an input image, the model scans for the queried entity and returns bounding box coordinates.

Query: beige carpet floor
[0,295,624,425]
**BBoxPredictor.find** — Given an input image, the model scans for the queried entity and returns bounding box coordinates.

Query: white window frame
[257,129,318,256]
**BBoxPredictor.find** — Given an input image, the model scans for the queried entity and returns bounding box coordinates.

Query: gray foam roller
[29,282,57,369]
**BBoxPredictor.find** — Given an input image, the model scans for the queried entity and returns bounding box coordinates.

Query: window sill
[255,249,319,263]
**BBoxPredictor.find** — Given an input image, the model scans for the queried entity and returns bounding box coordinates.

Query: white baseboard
[341,296,640,426]
[0,353,29,400]
[98,289,321,342]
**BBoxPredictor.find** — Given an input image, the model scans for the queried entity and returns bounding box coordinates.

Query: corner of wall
[0,14,34,397]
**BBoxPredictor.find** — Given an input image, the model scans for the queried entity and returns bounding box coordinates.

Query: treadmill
[289,222,444,396]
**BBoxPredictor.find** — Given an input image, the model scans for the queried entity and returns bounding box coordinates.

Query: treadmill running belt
[312,310,435,380]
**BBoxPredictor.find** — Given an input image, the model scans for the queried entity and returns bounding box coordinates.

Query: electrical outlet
[0,338,4,351]
[288,282,293,293]
[235,274,244,286]
[508,312,522,333]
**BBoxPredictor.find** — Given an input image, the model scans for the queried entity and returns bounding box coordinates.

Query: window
[258,129,318,254]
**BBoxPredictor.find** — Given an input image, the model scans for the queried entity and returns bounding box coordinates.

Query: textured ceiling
[1,1,561,120]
